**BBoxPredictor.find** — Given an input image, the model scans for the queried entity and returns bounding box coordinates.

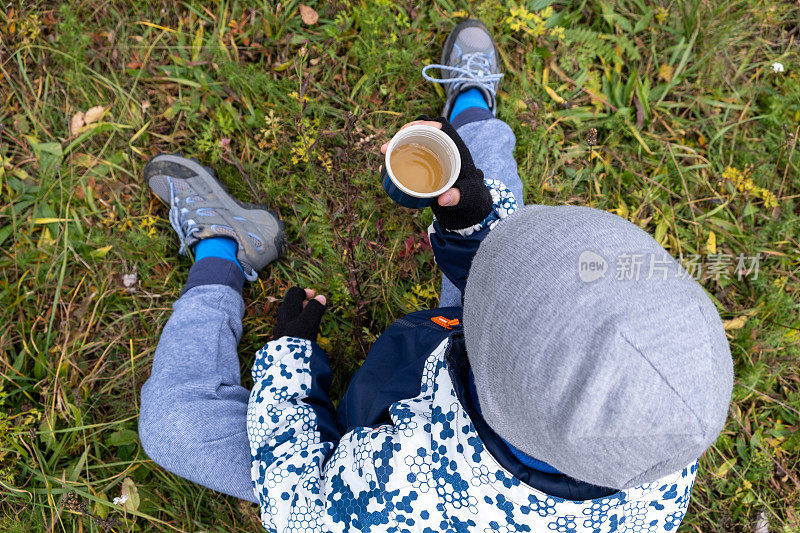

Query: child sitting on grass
[139,20,732,532]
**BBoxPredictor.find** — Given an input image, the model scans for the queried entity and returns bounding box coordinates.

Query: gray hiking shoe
[421,19,504,119]
[144,154,286,281]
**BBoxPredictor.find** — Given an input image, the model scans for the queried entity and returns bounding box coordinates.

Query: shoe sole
[144,153,287,258]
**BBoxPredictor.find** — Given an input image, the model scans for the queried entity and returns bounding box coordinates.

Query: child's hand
[381,117,493,231]
[380,120,461,208]
[273,287,327,341]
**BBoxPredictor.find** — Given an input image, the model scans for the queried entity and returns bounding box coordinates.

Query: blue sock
[449,88,490,122]
[193,237,243,272]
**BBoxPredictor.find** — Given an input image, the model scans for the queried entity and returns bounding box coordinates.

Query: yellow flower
[288,91,311,103]
[317,150,333,172]
[139,215,158,237]
[505,3,563,40]
[722,166,778,208]
[508,19,523,32]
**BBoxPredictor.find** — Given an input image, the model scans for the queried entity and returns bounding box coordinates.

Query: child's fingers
[399,120,442,131]
[300,288,318,308]
[398,120,424,130]
[314,294,327,306]
[437,188,461,207]
[382,121,441,155]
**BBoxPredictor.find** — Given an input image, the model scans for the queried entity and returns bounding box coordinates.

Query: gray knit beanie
[463,205,733,489]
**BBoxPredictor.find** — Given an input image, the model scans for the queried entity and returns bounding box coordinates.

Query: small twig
[547,60,618,111]
[219,143,263,202]
[0,124,34,155]
[777,123,799,200]
[736,380,800,417]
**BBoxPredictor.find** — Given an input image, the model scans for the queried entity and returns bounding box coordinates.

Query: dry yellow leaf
[714,457,736,477]
[544,85,565,104]
[70,112,85,136]
[37,226,55,248]
[723,315,748,330]
[658,64,674,83]
[299,4,318,25]
[120,477,140,511]
[34,217,71,224]
[706,230,716,254]
[84,106,106,125]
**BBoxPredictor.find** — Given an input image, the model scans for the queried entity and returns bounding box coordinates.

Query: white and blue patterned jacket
[247,180,697,532]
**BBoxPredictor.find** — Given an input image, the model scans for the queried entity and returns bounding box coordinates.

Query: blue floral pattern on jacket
[247,337,697,532]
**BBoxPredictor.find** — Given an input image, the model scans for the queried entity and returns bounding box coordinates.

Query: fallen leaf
[34,217,71,224]
[299,4,318,25]
[84,106,106,125]
[654,218,668,245]
[706,230,717,254]
[544,85,565,104]
[90,245,113,258]
[70,112,85,136]
[633,95,645,128]
[723,315,748,330]
[37,226,55,248]
[714,457,737,477]
[126,51,143,70]
[120,477,140,512]
[658,64,674,83]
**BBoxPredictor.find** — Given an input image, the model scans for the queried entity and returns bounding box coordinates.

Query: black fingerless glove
[273,287,326,341]
[418,115,493,231]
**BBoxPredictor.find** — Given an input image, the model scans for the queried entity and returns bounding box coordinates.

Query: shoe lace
[422,52,503,96]
[167,177,201,256]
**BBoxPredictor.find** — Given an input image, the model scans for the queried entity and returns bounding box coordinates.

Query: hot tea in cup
[389,142,446,194]
[381,125,461,209]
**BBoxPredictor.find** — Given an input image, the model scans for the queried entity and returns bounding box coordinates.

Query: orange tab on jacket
[431,316,460,329]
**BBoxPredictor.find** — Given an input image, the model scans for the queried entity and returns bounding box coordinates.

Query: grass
[0,0,798,531]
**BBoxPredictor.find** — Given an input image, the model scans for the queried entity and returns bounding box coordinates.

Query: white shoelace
[422,52,503,96]
[167,177,200,256]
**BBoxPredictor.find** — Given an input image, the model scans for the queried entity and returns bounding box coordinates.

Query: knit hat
[463,205,733,489]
